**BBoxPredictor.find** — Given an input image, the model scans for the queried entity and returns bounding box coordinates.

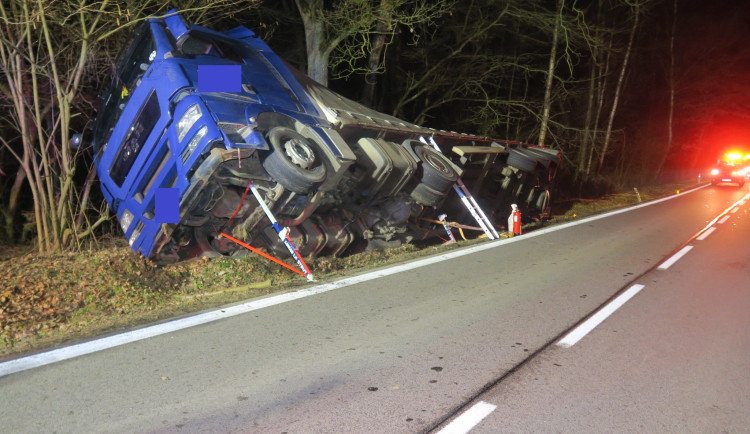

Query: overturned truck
[85,10,560,264]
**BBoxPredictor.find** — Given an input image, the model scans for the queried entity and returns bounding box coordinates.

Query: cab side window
[178,31,242,64]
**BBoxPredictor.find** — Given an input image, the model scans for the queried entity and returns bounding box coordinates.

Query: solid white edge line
[696,227,716,241]
[657,245,693,270]
[557,284,645,348]
[718,215,731,224]
[0,185,709,378]
[438,401,497,434]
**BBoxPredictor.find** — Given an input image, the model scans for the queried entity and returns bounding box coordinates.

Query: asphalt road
[437,185,750,433]
[1,184,748,433]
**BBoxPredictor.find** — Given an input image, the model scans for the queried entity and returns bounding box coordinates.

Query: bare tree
[360,0,396,108]
[0,1,251,252]
[538,0,563,147]
[597,0,640,173]
[389,0,592,147]
[390,0,516,126]
[294,0,450,87]
[654,0,676,177]
[577,0,615,178]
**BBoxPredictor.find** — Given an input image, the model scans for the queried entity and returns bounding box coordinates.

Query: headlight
[176,104,202,142]
[119,209,134,233]
[128,222,144,247]
[710,169,719,175]
[181,126,208,163]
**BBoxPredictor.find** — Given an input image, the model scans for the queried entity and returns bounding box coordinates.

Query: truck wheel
[500,174,515,191]
[536,189,551,217]
[410,183,443,206]
[507,149,537,173]
[414,145,458,192]
[262,127,326,194]
[511,173,526,200]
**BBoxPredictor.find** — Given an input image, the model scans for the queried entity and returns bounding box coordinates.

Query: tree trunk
[361,1,393,108]
[75,163,99,232]
[598,3,639,173]
[3,167,26,241]
[295,0,330,86]
[579,58,596,176]
[586,34,612,175]
[538,0,562,147]
[655,0,677,177]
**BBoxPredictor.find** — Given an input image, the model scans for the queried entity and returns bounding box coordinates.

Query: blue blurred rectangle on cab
[155,188,180,223]
[198,65,241,93]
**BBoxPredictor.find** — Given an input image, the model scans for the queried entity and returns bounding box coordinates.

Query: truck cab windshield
[94,24,156,150]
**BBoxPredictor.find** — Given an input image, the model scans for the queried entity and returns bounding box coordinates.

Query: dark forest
[2,0,750,251]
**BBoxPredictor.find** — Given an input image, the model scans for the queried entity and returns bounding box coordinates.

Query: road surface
[437,185,750,433]
[1,184,748,433]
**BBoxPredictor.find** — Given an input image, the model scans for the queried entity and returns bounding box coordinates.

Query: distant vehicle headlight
[711,169,720,175]
[119,209,134,233]
[176,104,202,142]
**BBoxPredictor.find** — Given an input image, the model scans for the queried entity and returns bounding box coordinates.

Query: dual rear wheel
[261,127,326,194]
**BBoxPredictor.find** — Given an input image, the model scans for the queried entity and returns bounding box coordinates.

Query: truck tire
[500,173,515,191]
[507,148,537,173]
[535,189,551,217]
[511,172,526,200]
[414,145,458,192]
[410,182,444,206]
[262,127,326,194]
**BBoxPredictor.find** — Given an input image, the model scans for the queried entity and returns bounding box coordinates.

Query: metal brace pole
[249,183,314,281]
[419,136,499,239]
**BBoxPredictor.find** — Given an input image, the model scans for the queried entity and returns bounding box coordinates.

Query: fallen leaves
[0,233,443,357]
[0,238,298,354]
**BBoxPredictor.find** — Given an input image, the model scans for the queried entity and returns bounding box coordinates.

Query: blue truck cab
[93,11,354,261]
[92,10,560,263]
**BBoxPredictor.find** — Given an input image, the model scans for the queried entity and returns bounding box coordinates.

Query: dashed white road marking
[437,401,497,434]
[557,284,645,348]
[658,246,693,270]
[696,227,716,241]
[718,215,731,224]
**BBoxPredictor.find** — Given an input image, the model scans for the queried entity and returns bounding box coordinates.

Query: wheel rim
[284,138,316,169]
[421,148,453,177]
[537,189,550,212]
